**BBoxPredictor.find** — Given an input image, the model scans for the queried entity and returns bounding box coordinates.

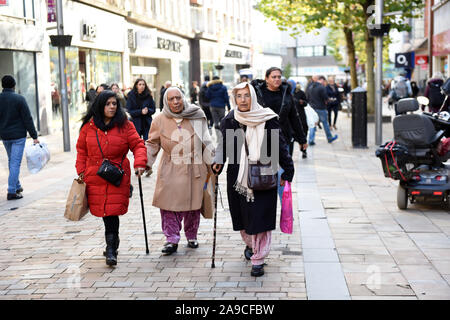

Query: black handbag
[95,131,126,187]
[244,137,277,191]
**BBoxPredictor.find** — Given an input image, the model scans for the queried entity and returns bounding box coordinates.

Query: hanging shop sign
[395,52,415,69]
[415,55,428,66]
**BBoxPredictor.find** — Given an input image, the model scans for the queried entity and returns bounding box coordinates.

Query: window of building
[297,46,326,57]
[0,0,35,21]
[0,50,39,128]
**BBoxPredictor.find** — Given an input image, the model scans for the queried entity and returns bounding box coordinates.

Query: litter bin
[351,87,367,148]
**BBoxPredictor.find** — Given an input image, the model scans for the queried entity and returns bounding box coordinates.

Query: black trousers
[103,216,119,235]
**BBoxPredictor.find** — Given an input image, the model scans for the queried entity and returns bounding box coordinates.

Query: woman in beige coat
[146,87,214,255]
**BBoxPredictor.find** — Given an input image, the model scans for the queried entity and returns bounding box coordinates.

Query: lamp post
[52,0,71,152]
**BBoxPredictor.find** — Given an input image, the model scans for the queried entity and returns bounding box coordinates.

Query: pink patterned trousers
[240,230,272,266]
[160,209,201,244]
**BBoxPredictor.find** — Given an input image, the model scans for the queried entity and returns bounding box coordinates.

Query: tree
[257,0,424,114]
[284,62,292,79]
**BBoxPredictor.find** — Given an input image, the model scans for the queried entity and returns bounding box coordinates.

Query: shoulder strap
[95,131,105,159]
[96,131,126,167]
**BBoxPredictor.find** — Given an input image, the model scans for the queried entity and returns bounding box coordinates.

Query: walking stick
[137,175,150,254]
[211,175,219,268]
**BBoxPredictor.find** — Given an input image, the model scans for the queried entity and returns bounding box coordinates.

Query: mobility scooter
[376,80,450,209]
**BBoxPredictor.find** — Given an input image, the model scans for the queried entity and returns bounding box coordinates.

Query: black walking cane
[137,174,150,254]
[211,175,219,268]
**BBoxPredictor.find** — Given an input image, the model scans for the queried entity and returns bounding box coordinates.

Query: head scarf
[162,87,214,163]
[162,87,205,120]
[231,82,278,202]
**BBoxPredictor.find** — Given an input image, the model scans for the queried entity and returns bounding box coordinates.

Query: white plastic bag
[305,105,319,128]
[25,142,50,174]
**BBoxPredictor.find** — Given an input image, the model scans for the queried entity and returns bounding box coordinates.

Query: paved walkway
[0,107,449,300]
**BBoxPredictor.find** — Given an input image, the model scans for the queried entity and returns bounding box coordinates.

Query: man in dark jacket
[251,68,307,154]
[307,76,338,145]
[199,75,213,128]
[206,76,230,136]
[0,75,39,200]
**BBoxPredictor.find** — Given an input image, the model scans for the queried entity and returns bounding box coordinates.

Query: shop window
[0,50,38,128]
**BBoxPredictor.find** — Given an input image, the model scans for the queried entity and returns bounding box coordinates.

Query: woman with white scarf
[212,82,294,277]
[146,87,214,255]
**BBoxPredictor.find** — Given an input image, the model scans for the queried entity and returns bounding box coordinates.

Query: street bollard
[351,87,368,148]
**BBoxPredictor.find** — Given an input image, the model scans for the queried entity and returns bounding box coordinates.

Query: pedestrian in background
[212,82,294,277]
[425,72,446,113]
[159,81,172,112]
[110,83,127,108]
[307,75,338,145]
[85,83,97,110]
[199,75,213,129]
[251,67,307,200]
[251,68,307,156]
[0,75,39,200]
[190,80,200,105]
[76,90,147,266]
[126,78,155,141]
[288,79,309,159]
[206,76,231,137]
[96,83,109,95]
[146,87,214,255]
[326,76,341,130]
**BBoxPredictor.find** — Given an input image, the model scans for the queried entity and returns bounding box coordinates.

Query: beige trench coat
[146,113,213,212]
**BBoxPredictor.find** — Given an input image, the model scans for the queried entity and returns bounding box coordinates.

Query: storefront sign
[136,29,157,49]
[131,66,158,75]
[225,50,242,59]
[47,0,56,22]
[433,29,450,56]
[81,22,97,42]
[415,55,428,66]
[395,52,415,68]
[0,0,8,6]
[157,37,181,52]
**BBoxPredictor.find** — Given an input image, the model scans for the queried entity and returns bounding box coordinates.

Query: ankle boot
[105,233,117,266]
[103,234,119,257]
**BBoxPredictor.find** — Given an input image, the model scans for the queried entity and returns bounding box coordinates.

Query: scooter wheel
[397,184,408,210]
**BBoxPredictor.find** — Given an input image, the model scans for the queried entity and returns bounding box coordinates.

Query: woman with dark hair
[76,90,147,266]
[126,78,156,140]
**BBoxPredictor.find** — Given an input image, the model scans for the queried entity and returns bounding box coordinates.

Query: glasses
[235,94,251,101]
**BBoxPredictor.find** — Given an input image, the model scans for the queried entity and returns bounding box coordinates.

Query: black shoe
[187,240,199,249]
[302,150,307,159]
[251,264,265,277]
[7,193,23,200]
[105,234,117,266]
[244,246,253,260]
[129,185,133,198]
[162,242,178,255]
[16,187,23,193]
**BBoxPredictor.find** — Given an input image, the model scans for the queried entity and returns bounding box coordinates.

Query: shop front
[200,40,251,87]
[47,1,126,131]
[0,2,46,132]
[432,1,450,78]
[127,26,190,107]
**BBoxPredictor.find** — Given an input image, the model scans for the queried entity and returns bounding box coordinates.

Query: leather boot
[103,234,119,257]
[105,233,117,266]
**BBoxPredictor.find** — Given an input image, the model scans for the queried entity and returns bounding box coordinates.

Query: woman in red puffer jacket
[76,90,147,266]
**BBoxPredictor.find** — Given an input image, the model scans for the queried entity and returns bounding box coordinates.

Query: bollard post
[351,87,368,148]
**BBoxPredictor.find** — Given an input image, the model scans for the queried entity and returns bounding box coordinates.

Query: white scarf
[232,82,278,202]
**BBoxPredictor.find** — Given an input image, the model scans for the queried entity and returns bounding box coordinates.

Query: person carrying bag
[76,90,147,266]
[212,82,295,277]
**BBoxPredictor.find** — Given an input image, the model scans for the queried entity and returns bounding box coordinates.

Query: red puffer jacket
[76,119,147,217]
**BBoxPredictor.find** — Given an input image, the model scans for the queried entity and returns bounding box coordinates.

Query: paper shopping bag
[64,178,89,221]
[200,174,216,219]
